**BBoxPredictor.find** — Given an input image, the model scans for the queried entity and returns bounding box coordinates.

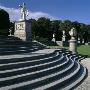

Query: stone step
[0,36,87,89]
[0,43,41,48]
[0,57,72,82]
[0,50,58,64]
[60,65,86,90]
[0,54,64,78]
[0,56,72,88]
[30,61,80,90]
[0,48,43,54]
[0,42,32,45]
[0,52,60,71]
[0,46,32,51]
[0,45,40,50]
[0,49,40,55]
[0,42,44,48]
[0,40,44,45]
[0,59,76,90]
[0,47,46,56]
[0,42,31,45]
[69,54,84,62]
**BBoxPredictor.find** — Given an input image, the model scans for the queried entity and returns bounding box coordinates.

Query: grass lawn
[48,45,90,57]
[77,45,90,57]
[38,39,90,57]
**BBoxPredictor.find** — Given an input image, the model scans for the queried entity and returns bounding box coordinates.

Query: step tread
[0,55,64,74]
[0,52,59,67]
[0,60,79,90]
[33,61,80,90]
[61,66,86,90]
[0,57,71,82]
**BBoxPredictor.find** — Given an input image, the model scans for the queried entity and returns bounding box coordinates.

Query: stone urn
[69,27,77,54]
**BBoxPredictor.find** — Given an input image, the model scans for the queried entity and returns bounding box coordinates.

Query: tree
[51,20,62,41]
[83,25,90,43]
[79,23,86,43]
[30,16,90,42]
[30,19,38,39]
[0,9,10,35]
[36,17,52,40]
[59,20,72,40]
[72,21,80,40]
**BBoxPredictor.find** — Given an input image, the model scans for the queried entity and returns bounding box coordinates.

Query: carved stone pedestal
[69,39,77,54]
[14,20,32,41]
[69,27,77,54]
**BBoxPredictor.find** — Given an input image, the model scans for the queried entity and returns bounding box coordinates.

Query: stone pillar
[69,39,77,54]
[69,27,77,54]
[14,20,32,41]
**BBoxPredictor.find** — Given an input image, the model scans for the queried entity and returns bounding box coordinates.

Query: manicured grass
[38,40,90,57]
[77,45,90,57]
[48,45,90,57]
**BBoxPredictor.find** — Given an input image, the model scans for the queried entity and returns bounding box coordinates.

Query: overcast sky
[0,0,90,24]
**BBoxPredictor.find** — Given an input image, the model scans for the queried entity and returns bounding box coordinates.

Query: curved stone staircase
[0,36,86,90]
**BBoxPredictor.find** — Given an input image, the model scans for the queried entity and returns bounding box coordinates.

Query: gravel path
[75,58,90,90]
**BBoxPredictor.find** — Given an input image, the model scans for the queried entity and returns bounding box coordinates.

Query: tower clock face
[16,23,25,30]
